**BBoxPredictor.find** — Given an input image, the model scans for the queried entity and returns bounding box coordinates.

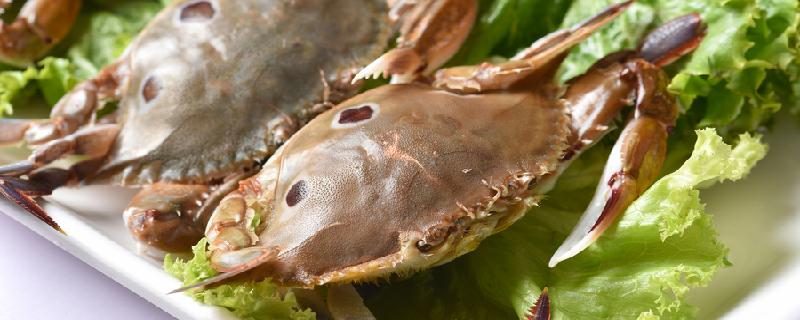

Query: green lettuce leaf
[0,64,39,116]
[0,57,78,117]
[67,1,166,79]
[449,0,573,65]
[557,1,656,82]
[165,239,316,320]
[365,129,766,319]
[558,0,799,136]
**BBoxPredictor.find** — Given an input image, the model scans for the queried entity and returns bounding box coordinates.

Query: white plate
[1,118,799,319]
[0,186,238,320]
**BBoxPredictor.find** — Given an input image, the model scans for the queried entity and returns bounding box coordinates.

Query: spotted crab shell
[236,84,570,286]
[95,0,391,184]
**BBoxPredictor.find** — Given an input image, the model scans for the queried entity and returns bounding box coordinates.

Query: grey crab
[0,0,478,255]
[189,1,705,294]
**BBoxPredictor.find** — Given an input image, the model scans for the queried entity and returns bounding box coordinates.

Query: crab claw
[549,61,677,267]
[548,120,664,267]
[548,13,705,268]
[0,0,82,67]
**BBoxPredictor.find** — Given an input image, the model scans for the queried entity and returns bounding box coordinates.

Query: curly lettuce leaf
[0,57,78,116]
[365,129,766,319]
[165,239,315,320]
[558,0,799,136]
[0,0,164,117]
[67,1,165,79]
[0,65,38,116]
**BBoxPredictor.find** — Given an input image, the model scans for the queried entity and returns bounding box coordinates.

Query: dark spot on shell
[142,76,161,103]
[338,105,374,124]
[286,180,307,207]
[180,1,215,22]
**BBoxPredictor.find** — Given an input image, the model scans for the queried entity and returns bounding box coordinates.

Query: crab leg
[24,59,126,145]
[28,124,119,164]
[548,14,705,267]
[124,184,211,256]
[125,170,255,256]
[0,174,63,232]
[433,0,633,93]
[0,0,81,67]
[0,161,99,233]
[354,0,478,83]
[0,119,36,144]
[1,123,119,177]
[0,124,119,232]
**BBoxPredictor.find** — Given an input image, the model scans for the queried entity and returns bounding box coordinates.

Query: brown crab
[186,1,705,294]
[0,0,478,255]
[0,0,81,67]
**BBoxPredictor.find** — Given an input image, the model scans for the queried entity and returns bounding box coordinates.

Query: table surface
[0,211,173,320]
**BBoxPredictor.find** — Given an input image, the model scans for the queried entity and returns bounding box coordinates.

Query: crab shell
[93,0,390,184]
[228,84,570,286]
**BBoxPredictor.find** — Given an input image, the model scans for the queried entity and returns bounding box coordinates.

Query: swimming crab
[188,1,705,292]
[0,0,479,255]
[0,0,81,67]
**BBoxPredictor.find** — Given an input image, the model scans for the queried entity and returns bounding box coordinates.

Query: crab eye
[179,1,216,22]
[285,180,308,207]
[332,103,379,129]
[141,76,161,103]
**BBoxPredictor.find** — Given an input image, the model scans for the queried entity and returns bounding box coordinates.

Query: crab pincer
[548,13,706,267]
[0,0,82,67]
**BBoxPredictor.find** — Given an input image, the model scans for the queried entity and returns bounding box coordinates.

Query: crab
[184,1,706,297]
[0,0,479,255]
[0,0,81,67]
